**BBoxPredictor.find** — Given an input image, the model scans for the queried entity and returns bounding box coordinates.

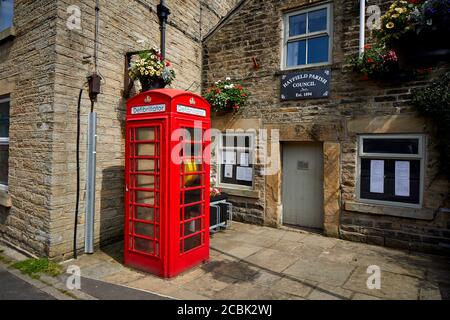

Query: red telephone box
[124,89,211,278]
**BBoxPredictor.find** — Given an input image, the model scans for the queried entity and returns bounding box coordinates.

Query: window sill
[0,190,12,208]
[0,27,16,43]
[219,187,260,199]
[344,201,434,220]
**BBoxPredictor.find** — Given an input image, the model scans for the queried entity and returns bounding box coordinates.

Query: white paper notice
[370,160,384,193]
[222,151,236,165]
[224,164,233,178]
[395,161,410,197]
[240,153,249,167]
[236,167,253,182]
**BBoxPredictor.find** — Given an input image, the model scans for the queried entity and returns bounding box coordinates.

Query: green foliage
[203,78,249,113]
[12,258,63,279]
[347,43,399,79]
[411,71,450,178]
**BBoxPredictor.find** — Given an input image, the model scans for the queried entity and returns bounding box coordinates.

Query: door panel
[282,142,324,229]
[126,122,163,258]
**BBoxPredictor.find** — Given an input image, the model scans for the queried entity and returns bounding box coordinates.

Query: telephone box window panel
[219,133,254,188]
[358,135,424,207]
[125,89,211,278]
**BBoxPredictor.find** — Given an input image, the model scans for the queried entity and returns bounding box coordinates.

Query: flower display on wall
[129,47,176,91]
[203,77,249,113]
[349,0,449,79]
[348,44,399,79]
[375,0,419,45]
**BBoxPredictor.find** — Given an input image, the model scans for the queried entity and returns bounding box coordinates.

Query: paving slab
[283,258,355,287]
[245,248,300,273]
[307,284,354,300]
[127,276,179,296]
[271,276,316,298]
[221,243,263,260]
[343,266,421,300]
[213,282,297,300]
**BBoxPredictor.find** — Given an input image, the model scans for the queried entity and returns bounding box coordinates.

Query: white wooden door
[282,142,324,229]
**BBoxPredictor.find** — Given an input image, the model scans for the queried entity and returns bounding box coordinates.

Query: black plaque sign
[280,69,331,101]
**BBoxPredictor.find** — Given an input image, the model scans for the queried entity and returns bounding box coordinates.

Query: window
[357,135,425,207]
[218,132,254,189]
[0,0,14,32]
[283,4,332,69]
[0,96,10,191]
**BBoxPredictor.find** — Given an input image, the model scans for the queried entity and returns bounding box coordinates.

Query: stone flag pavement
[59,222,450,300]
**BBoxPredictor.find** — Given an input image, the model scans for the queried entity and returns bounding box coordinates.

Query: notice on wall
[222,151,236,165]
[240,153,249,167]
[236,166,253,182]
[370,160,384,194]
[224,165,233,178]
[395,161,410,197]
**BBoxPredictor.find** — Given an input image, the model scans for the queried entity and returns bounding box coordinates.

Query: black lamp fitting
[157,4,171,23]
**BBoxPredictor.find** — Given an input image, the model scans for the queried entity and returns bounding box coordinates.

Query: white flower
[224,84,235,89]
[226,77,231,81]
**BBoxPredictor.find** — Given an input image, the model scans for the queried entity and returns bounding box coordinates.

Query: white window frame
[282,3,333,70]
[217,131,255,191]
[356,134,426,209]
[0,96,10,192]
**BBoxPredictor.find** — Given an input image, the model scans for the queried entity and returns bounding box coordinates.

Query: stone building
[0,0,449,262]
[0,0,239,259]
[203,0,450,254]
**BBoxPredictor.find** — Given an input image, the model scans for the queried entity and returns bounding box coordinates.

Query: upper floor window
[358,135,425,208]
[283,4,332,69]
[0,0,14,32]
[0,96,10,191]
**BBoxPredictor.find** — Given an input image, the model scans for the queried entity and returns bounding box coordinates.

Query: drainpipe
[359,0,366,55]
[157,0,171,59]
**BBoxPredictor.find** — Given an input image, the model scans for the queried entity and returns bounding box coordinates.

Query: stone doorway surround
[264,122,343,237]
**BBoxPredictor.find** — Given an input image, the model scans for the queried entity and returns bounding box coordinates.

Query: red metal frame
[125,89,210,278]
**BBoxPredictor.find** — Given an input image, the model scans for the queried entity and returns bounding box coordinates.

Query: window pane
[137,143,155,156]
[289,13,306,36]
[134,222,154,238]
[134,238,154,254]
[0,0,14,32]
[363,138,420,155]
[307,36,329,64]
[135,206,155,222]
[0,99,9,138]
[184,204,202,220]
[360,159,420,204]
[0,145,8,185]
[136,128,155,141]
[308,8,327,33]
[287,40,306,67]
[183,233,202,252]
[184,219,202,237]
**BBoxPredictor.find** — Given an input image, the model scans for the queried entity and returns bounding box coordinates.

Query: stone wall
[48,0,240,260]
[0,0,58,256]
[203,0,450,253]
[0,0,240,259]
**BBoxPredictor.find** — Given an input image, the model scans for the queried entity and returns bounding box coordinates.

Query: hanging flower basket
[203,77,249,114]
[129,48,176,93]
[347,43,400,80]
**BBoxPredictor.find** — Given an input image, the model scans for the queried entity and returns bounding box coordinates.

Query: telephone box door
[169,118,210,275]
[125,119,167,275]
